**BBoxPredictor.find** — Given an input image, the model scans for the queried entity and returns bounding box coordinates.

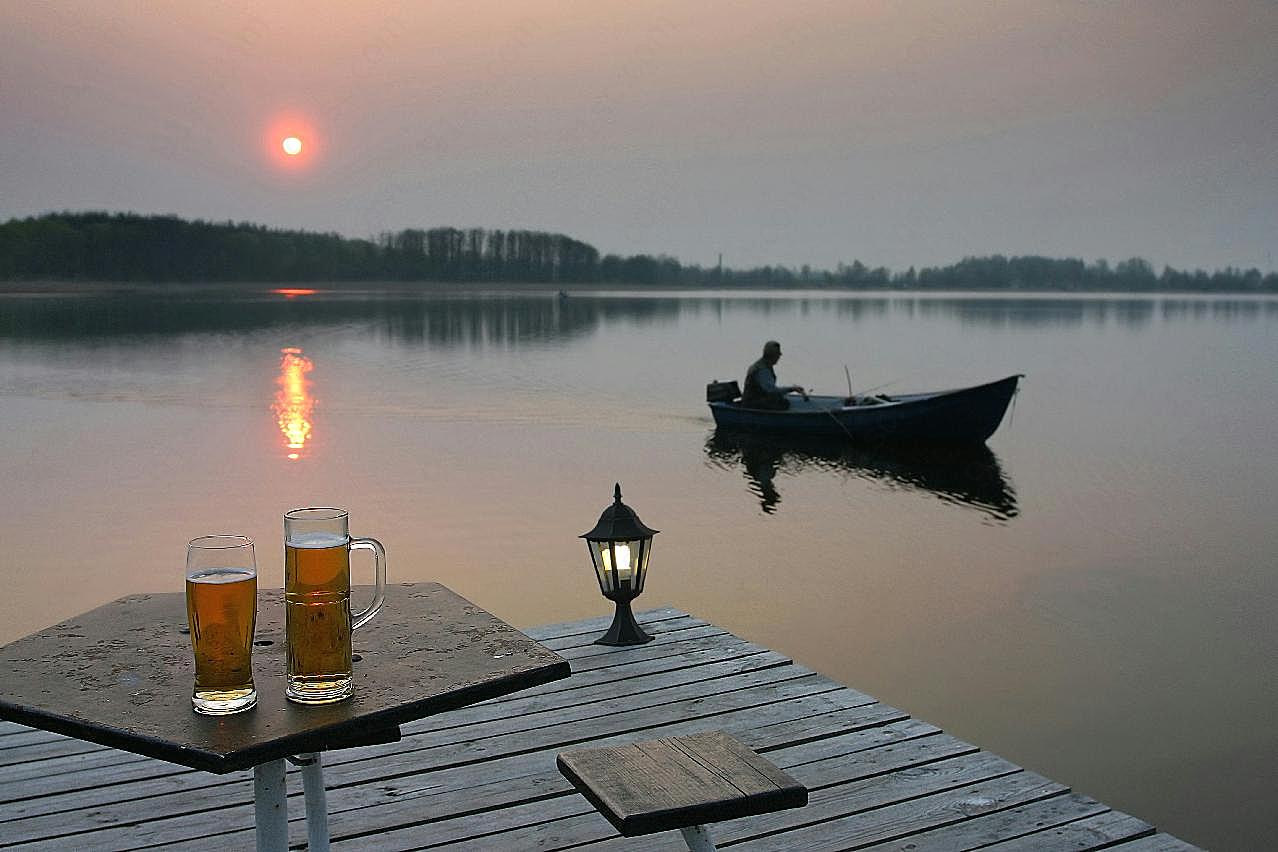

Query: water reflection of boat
[705,430,1019,519]
[708,375,1022,444]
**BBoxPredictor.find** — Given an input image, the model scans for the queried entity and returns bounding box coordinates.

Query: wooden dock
[0,608,1200,850]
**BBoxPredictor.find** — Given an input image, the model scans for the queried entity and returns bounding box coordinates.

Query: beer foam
[287,531,348,549]
[188,566,256,583]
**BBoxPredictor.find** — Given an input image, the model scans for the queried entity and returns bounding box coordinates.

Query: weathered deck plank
[0,607,1201,851]
[972,808,1155,851]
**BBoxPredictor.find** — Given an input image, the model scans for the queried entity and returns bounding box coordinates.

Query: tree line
[0,212,597,284]
[1,211,1274,292]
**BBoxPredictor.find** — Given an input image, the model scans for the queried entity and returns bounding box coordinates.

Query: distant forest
[2,211,1274,292]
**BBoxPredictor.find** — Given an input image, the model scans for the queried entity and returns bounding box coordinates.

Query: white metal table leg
[298,752,331,852]
[680,824,718,851]
[253,759,288,852]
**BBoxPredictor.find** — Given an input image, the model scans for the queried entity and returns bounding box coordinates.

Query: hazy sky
[3,1,1275,271]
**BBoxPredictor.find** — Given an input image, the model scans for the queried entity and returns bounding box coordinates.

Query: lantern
[580,483,659,645]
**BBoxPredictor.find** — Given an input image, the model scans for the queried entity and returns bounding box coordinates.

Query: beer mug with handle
[283,507,387,704]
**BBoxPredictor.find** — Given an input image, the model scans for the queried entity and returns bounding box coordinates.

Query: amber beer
[185,536,258,715]
[285,534,355,702]
[283,508,387,704]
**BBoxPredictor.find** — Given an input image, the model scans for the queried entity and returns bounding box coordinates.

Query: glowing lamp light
[282,136,303,156]
[601,543,632,581]
[580,483,659,646]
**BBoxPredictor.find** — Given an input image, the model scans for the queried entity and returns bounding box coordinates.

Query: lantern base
[595,599,653,646]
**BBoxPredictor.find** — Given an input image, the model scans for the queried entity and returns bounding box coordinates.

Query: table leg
[298,751,330,852]
[680,824,718,852]
[253,759,288,851]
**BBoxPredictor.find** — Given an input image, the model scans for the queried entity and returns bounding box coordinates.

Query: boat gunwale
[709,374,1022,418]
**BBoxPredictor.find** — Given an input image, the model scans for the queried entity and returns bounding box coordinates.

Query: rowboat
[706,374,1022,444]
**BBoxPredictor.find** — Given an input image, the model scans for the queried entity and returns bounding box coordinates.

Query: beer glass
[185,535,258,715]
[283,507,387,704]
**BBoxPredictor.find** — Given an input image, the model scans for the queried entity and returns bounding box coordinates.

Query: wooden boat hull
[708,374,1022,444]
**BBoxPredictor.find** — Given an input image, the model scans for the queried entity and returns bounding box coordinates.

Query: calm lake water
[2,287,1276,848]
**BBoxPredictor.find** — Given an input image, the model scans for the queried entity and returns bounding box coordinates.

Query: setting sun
[265,113,318,170]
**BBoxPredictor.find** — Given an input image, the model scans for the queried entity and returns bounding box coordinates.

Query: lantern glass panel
[589,538,649,594]
[586,540,609,593]
[634,538,652,594]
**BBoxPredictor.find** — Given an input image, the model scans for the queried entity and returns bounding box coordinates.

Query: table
[557,731,808,851]
[0,582,570,850]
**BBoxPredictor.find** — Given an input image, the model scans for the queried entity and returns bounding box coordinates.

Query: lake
[1,286,1275,848]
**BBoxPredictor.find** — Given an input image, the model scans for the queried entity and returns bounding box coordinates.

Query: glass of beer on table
[185,535,258,715]
[283,507,387,704]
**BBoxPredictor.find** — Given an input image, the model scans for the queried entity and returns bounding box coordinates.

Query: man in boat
[742,340,807,410]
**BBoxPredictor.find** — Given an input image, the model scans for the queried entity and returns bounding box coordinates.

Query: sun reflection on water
[272,347,315,460]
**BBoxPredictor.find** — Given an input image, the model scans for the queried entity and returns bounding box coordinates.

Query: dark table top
[0,583,569,773]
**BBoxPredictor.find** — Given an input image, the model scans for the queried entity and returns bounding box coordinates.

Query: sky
[2,1,1275,272]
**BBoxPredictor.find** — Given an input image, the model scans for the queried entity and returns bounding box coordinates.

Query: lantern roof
[580,484,659,542]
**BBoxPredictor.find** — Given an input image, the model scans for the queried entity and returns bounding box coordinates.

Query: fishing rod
[839,364,904,399]
[810,366,901,401]
[853,378,902,397]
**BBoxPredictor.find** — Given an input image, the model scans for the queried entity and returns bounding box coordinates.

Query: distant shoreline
[5,212,1274,294]
[3,280,1277,298]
